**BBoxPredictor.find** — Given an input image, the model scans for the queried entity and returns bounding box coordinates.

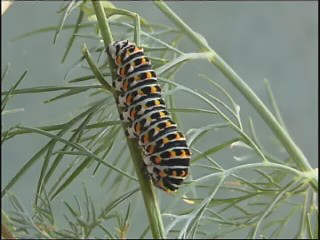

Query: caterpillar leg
[141,162,152,179]
[142,154,152,165]
[117,92,127,107]
[120,108,133,122]
[112,77,123,91]
[119,109,133,123]
[125,126,137,139]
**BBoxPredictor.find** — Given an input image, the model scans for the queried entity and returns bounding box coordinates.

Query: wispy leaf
[53,0,76,44]
[192,138,240,162]
[61,9,84,63]
[1,70,27,112]
[11,23,95,42]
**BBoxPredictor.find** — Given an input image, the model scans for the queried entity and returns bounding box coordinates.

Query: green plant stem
[154,0,317,192]
[91,1,113,47]
[90,1,165,238]
[264,78,288,132]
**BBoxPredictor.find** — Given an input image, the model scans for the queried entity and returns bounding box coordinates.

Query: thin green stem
[91,1,113,48]
[154,1,211,52]
[134,13,141,46]
[81,43,114,93]
[154,0,317,192]
[89,1,165,238]
[264,78,288,132]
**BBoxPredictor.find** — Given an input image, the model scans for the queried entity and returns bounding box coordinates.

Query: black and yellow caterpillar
[108,40,191,192]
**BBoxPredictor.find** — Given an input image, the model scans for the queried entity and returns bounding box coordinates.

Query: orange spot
[135,123,141,134]
[180,151,188,158]
[154,127,160,134]
[146,72,152,79]
[127,95,133,104]
[123,82,129,91]
[153,86,160,93]
[170,151,176,158]
[177,133,185,140]
[159,170,167,177]
[143,135,149,144]
[154,156,162,164]
[159,112,166,118]
[171,170,177,176]
[131,110,137,118]
[121,68,127,77]
[163,138,169,144]
[116,56,121,65]
[148,145,155,154]
[134,75,140,81]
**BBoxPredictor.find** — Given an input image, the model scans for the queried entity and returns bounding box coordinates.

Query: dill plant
[1,1,317,239]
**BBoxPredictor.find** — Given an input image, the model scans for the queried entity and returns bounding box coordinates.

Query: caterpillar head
[108,40,129,59]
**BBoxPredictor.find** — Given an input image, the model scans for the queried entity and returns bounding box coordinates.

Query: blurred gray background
[2,1,318,238]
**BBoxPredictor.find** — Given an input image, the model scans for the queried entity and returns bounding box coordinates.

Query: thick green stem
[154,0,317,191]
[90,1,165,238]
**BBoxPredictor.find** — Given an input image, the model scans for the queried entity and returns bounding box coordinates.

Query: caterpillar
[108,40,191,192]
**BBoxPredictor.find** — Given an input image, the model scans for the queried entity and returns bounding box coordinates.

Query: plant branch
[89,1,165,238]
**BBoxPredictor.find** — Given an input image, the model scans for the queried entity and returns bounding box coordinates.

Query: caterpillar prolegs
[108,40,191,192]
